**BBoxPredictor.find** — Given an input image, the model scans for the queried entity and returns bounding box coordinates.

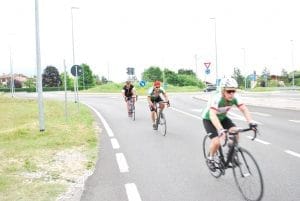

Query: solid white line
[111,138,120,149]
[83,103,114,137]
[289,120,300,123]
[170,107,202,120]
[125,183,142,201]
[285,150,300,158]
[116,153,129,173]
[246,136,270,145]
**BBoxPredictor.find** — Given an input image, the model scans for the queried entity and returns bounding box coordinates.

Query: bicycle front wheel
[159,112,167,136]
[232,147,264,201]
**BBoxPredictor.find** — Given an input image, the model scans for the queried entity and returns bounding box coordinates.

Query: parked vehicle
[203,84,217,92]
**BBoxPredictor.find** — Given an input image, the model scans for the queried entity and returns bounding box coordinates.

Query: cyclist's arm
[238,104,253,123]
[209,108,223,131]
[162,92,169,102]
[147,96,153,107]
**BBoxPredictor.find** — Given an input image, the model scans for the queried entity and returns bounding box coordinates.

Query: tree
[78,63,95,88]
[42,66,61,87]
[60,72,73,89]
[7,79,22,88]
[164,68,178,85]
[232,67,245,88]
[142,66,163,82]
[178,69,196,77]
[24,77,36,88]
[260,67,270,87]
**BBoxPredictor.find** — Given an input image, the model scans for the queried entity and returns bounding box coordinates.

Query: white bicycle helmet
[220,77,238,88]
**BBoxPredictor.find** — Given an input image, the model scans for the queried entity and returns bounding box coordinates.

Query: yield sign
[204,62,211,68]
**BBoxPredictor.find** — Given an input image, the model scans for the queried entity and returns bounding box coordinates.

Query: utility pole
[35,0,45,132]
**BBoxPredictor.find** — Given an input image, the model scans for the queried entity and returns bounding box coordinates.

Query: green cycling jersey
[202,92,244,121]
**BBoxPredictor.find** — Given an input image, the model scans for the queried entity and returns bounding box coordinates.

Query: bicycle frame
[217,128,253,169]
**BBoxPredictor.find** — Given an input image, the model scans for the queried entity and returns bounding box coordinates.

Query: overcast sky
[0,0,299,83]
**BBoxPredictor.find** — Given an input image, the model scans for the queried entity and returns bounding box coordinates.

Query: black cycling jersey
[123,84,134,97]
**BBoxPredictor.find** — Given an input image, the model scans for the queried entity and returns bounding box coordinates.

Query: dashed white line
[83,104,114,137]
[285,150,300,158]
[289,120,300,123]
[125,183,142,201]
[170,107,202,120]
[251,112,271,117]
[246,136,271,145]
[116,153,129,173]
[228,111,262,125]
[111,138,120,149]
[191,109,203,113]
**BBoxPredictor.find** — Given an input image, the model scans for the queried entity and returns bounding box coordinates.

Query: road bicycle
[126,96,136,121]
[202,127,264,201]
[154,101,169,136]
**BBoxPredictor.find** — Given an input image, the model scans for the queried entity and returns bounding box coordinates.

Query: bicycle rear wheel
[232,147,264,201]
[202,134,223,178]
[159,112,167,136]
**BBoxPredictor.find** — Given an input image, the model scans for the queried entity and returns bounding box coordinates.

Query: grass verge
[0,95,98,201]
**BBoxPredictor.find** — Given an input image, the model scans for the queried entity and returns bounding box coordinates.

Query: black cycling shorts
[149,96,163,111]
[203,117,236,139]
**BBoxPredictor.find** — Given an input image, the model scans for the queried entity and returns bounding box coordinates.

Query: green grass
[0,95,98,201]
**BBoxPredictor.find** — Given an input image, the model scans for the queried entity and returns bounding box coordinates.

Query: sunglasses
[225,90,236,94]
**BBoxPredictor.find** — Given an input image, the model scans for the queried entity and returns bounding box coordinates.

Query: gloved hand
[249,122,258,130]
[218,128,227,137]
[166,100,170,107]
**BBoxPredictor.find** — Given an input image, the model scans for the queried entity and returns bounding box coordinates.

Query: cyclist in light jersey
[202,77,257,171]
[147,80,170,129]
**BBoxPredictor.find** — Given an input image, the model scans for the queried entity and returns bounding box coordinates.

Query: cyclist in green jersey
[202,77,257,171]
[147,80,170,129]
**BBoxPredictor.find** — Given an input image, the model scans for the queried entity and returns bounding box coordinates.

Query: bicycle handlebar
[221,127,258,147]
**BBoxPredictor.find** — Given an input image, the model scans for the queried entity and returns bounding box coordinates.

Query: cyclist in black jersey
[147,80,170,129]
[122,80,136,117]
[202,77,257,171]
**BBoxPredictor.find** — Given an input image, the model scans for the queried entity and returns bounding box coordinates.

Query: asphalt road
[11,91,300,201]
[78,92,300,201]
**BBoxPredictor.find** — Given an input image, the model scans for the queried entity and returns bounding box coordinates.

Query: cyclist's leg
[203,119,219,170]
[127,97,132,116]
[203,119,219,156]
[157,97,165,111]
[149,101,157,129]
[222,117,237,144]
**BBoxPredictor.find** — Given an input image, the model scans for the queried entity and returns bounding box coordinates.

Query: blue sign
[139,80,146,87]
[205,69,210,75]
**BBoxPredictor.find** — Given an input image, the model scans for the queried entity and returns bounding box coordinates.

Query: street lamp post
[71,7,79,102]
[9,44,15,97]
[35,0,45,132]
[210,17,218,85]
[242,48,247,89]
[290,40,295,89]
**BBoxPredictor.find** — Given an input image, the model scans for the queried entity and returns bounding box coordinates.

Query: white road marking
[116,153,129,173]
[111,138,120,149]
[289,120,300,123]
[285,150,300,158]
[125,183,142,201]
[170,107,202,120]
[228,111,262,125]
[83,103,114,137]
[251,112,271,117]
[246,136,271,145]
[191,109,203,113]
